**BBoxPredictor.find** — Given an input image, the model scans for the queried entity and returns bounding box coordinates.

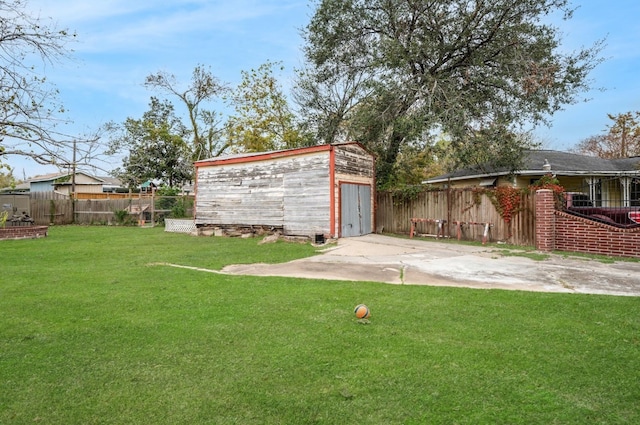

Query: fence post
[535,189,555,252]
[151,190,155,227]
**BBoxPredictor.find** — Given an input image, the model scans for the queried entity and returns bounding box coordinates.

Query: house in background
[194,142,376,239]
[100,176,126,193]
[24,172,124,195]
[139,180,159,194]
[424,150,640,207]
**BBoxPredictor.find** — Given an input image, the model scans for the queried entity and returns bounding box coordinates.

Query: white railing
[164,218,196,234]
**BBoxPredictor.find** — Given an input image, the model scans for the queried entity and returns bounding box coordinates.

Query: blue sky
[9,0,640,179]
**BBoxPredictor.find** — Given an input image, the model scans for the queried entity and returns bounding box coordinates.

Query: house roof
[0,181,30,192]
[194,142,370,168]
[28,171,105,183]
[425,150,640,184]
[98,176,123,187]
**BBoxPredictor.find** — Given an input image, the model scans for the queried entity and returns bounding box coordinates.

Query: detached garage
[194,142,375,238]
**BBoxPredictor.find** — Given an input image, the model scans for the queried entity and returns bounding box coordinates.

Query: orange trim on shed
[195,144,334,168]
[329,145,336,237]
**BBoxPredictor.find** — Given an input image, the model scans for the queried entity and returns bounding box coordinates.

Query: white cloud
[28,0,305,54]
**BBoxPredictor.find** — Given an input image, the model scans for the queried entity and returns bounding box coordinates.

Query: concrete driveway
[222,234,640,296]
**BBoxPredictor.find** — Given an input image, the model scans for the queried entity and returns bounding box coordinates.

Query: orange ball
[354,304,370,319]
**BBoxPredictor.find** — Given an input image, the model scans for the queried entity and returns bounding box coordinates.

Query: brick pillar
[535,189,555,252]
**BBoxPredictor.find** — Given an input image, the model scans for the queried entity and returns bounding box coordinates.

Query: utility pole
[72,139,76,196]
[71,140,76,223]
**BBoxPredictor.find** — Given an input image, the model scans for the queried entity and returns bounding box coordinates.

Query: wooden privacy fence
[25,192,194,226]
[20,189,535,246]
[29,192,73,225]
[376,188,536,246]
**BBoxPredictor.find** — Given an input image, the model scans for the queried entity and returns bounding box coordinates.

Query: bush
[170,199,188,218]
[155,186,192,218]
[113,209,131,225]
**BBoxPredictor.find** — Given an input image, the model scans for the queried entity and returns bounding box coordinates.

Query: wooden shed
[194,142,375,238]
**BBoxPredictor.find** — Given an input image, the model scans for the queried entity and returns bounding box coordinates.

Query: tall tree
[144,65,229,161]
[106,98,192,188]
[0,0,101,169]
[293,57,373,145]
[227,61,312,152]
[300,0,603,187]
[573,112,640,158]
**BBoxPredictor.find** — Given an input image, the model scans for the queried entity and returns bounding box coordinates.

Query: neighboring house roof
[29,171,104,184]
[25,171,115,194]
[424,150,640,184]
[98,176,124,191]
[26,172,67,183]
[0,181,30,193]
[2,174,124,193]
[98,176,123,186]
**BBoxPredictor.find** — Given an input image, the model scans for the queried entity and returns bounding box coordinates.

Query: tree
[144,65,229,161]
[106,98,192,188]
[572,112,640,158]
[0,167,18,188]
[227,61,313,152]
[293,56,373,145]
[0,0,100,169]
[300,0,603,187]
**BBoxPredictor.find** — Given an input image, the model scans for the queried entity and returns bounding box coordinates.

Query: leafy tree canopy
[298,0,604,187]
[0,167,18,189]
[227,61,313,153]
[106,98,192,188]
[144,65,230,161]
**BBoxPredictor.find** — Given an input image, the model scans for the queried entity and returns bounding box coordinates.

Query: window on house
[631,178,640,207]
[479,178,497,187]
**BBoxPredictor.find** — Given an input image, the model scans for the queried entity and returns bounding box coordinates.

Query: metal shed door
[340,184,372,237]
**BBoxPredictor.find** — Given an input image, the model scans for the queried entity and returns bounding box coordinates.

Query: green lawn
[1,226,639,424]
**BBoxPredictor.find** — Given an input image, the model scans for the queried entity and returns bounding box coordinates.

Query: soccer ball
[354,304,370,319]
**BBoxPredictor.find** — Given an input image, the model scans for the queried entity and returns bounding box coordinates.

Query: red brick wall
[536,189,640,258]
[0,226,48,240]
[535,190,556,252]
[554,212,640,258]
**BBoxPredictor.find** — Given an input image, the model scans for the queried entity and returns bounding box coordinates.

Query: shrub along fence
[376,188,536,246]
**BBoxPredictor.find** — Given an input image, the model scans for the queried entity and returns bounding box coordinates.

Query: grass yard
[1,226,639,424]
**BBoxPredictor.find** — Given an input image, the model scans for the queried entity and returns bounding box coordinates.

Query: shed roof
[195,142,369,168]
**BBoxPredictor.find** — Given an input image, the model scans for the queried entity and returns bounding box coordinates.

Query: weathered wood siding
[333,143,376,236]
[195,152,331,235]
[283,166,331,235]
[334,143,375,179]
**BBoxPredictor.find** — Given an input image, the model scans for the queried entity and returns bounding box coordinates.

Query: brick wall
[535,189,556,252]
[0,226,48,240]
[536,189,640,258]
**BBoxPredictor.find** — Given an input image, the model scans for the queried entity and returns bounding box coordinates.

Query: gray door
[340,184,372,237]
